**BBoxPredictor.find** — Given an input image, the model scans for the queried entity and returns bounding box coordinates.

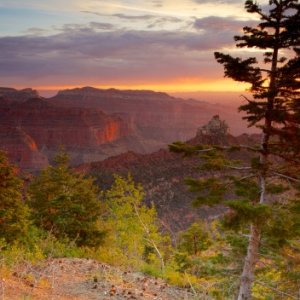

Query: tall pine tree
[0,151,29,244]
[216,1,300,298]
[171,1,300,298]
[28,151,105,247]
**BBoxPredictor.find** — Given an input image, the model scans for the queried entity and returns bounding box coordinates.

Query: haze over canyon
[0,86,253,171]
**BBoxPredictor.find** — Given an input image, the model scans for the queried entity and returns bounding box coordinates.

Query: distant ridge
[55,86,176,102]
[0,87,40,102]
[1,86,254,171]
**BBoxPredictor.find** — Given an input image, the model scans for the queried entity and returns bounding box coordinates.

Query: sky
[0,0,269,95]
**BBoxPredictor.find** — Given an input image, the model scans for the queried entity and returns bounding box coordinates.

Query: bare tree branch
[255,280,298,299]
[272,172,300,183]
[225,165,252,170]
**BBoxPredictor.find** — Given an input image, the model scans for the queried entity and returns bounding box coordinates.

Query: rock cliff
[0,86,252,171]
[49,87,247,143]
[0,126,48,171]
[0,91,136,171]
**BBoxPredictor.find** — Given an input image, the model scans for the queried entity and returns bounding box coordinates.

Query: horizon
[2,85,248,107]
[0,0,268,96]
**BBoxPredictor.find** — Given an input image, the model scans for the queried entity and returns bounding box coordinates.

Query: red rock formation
[0,91,134,170]
[0,87,254,171]
[0,127,48,171]
[49,87,249,143]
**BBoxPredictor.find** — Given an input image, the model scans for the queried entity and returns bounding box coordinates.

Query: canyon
[0,89,259,229]
[0,86,250,172]
[79,116,259,231]
[0,88,134,170]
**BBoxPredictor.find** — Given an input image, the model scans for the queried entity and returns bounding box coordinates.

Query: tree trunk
[237,224,261,300]
[132,202,165,272]
[237,16,279,297]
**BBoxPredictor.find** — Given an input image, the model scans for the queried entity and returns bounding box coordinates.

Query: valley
[0,86,252,172]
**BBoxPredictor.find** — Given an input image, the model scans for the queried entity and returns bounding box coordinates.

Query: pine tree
[171,1,300,298]
[178,222,211,256]
[0,151,30,244]
[28,151,105,247]
[216,2,300,298]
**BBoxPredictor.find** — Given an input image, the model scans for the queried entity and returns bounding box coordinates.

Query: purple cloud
[194,0,242,3]
[0,21,242,86]
[193,16,256,31]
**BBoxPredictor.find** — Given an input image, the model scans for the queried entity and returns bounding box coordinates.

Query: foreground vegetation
[2,149,300,299]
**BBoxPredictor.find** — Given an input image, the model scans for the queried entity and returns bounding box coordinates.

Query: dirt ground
[0,258,197,300]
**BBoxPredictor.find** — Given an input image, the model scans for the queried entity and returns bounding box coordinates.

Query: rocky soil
[1,258,197,300]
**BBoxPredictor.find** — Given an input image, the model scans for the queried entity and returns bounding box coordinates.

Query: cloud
[24,27,49,35]
[147,16,183,29]
[151,0,163,8]
[193,0,242,4]
[80,11,185,31]
[89,22,116,30]
[81,11,156,21]
[0,23,238,86]
[54,22,118,33]
[105,13,156,21]
[81,11,182,24]
[193,16,254,31]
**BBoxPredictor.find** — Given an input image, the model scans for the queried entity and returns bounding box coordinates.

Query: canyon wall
[50,87,248,142]
[0,87,250,171]
[0,89,134,170]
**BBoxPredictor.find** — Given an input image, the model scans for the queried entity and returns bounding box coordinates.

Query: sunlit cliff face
[0,0,268,94]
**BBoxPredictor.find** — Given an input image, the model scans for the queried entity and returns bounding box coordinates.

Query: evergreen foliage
[28,151,105,247]
[177,221,211,255]
[0,151,30,243]
[170,1,300,298]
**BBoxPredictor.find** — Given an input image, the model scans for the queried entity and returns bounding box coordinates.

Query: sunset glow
[0,0,268,93]
[28,79,249,97]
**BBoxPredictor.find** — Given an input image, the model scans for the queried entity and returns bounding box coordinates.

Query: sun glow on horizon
[27,79,250,96]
